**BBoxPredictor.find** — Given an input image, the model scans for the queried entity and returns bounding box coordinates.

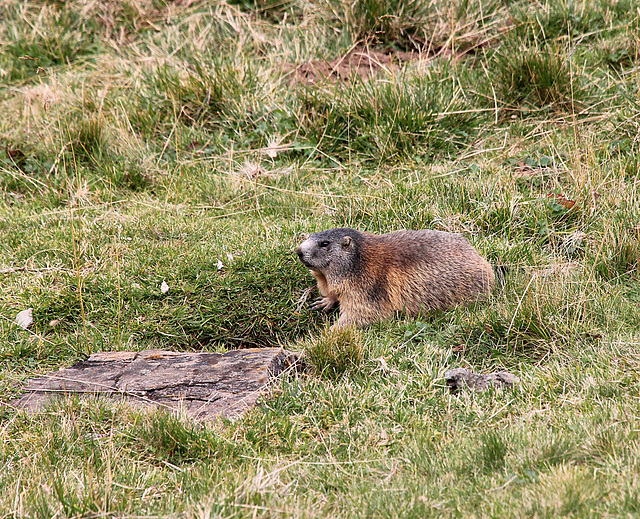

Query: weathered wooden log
[13,348,301,421]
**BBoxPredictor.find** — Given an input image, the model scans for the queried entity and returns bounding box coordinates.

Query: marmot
[296,228,495,327]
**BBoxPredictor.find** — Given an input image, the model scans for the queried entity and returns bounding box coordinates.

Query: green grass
[1,0,640,516]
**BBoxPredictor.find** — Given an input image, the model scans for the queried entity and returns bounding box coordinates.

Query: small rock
[14,308,33,329]
[444,368,518,393]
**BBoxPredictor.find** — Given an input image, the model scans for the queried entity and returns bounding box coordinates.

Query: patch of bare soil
[283,46,420,85]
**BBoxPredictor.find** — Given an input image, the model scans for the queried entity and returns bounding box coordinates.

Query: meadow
[1,0,640,516]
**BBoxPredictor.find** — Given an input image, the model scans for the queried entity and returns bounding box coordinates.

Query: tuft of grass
[508,0,637,44]
[313,0,432,50]
[302,326,365,379]
[66,115,107,161]
[475,430,509,472]
[494,42,583,112]
[131,63,244,133]
[296,63,480,163]
[313,0,507,52]
[593,221,640,279]
[228,0,302,22]
[0,7,101,84]
[132,409,220,463]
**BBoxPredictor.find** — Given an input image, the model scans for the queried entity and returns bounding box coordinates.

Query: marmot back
[296,228,495,327]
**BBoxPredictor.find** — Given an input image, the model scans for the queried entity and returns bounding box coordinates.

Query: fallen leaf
[547,193,576,209]
[15,308,33,329]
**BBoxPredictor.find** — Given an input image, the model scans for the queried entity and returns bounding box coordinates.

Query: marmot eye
[319,241,330,247]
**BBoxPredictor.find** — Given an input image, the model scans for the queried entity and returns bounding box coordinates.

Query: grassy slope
[1,0,640,516]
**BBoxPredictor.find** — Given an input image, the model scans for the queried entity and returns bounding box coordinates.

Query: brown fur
[296,228,495,327]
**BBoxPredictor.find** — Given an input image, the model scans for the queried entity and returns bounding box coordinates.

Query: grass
[1,0,640,516]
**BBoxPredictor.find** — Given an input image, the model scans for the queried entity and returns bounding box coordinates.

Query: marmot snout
[296,228,495,327]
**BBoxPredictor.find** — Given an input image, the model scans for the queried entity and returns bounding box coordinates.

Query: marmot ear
[341,236,352,248]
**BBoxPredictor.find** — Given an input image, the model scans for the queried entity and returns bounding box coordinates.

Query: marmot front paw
[310,297,338,312]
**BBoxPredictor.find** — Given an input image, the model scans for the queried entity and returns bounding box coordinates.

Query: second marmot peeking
[296,228,495,327]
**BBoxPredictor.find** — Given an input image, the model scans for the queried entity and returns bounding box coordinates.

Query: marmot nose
[296,247,303,259]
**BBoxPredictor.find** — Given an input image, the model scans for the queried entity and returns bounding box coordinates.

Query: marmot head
[296,228,363,273]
